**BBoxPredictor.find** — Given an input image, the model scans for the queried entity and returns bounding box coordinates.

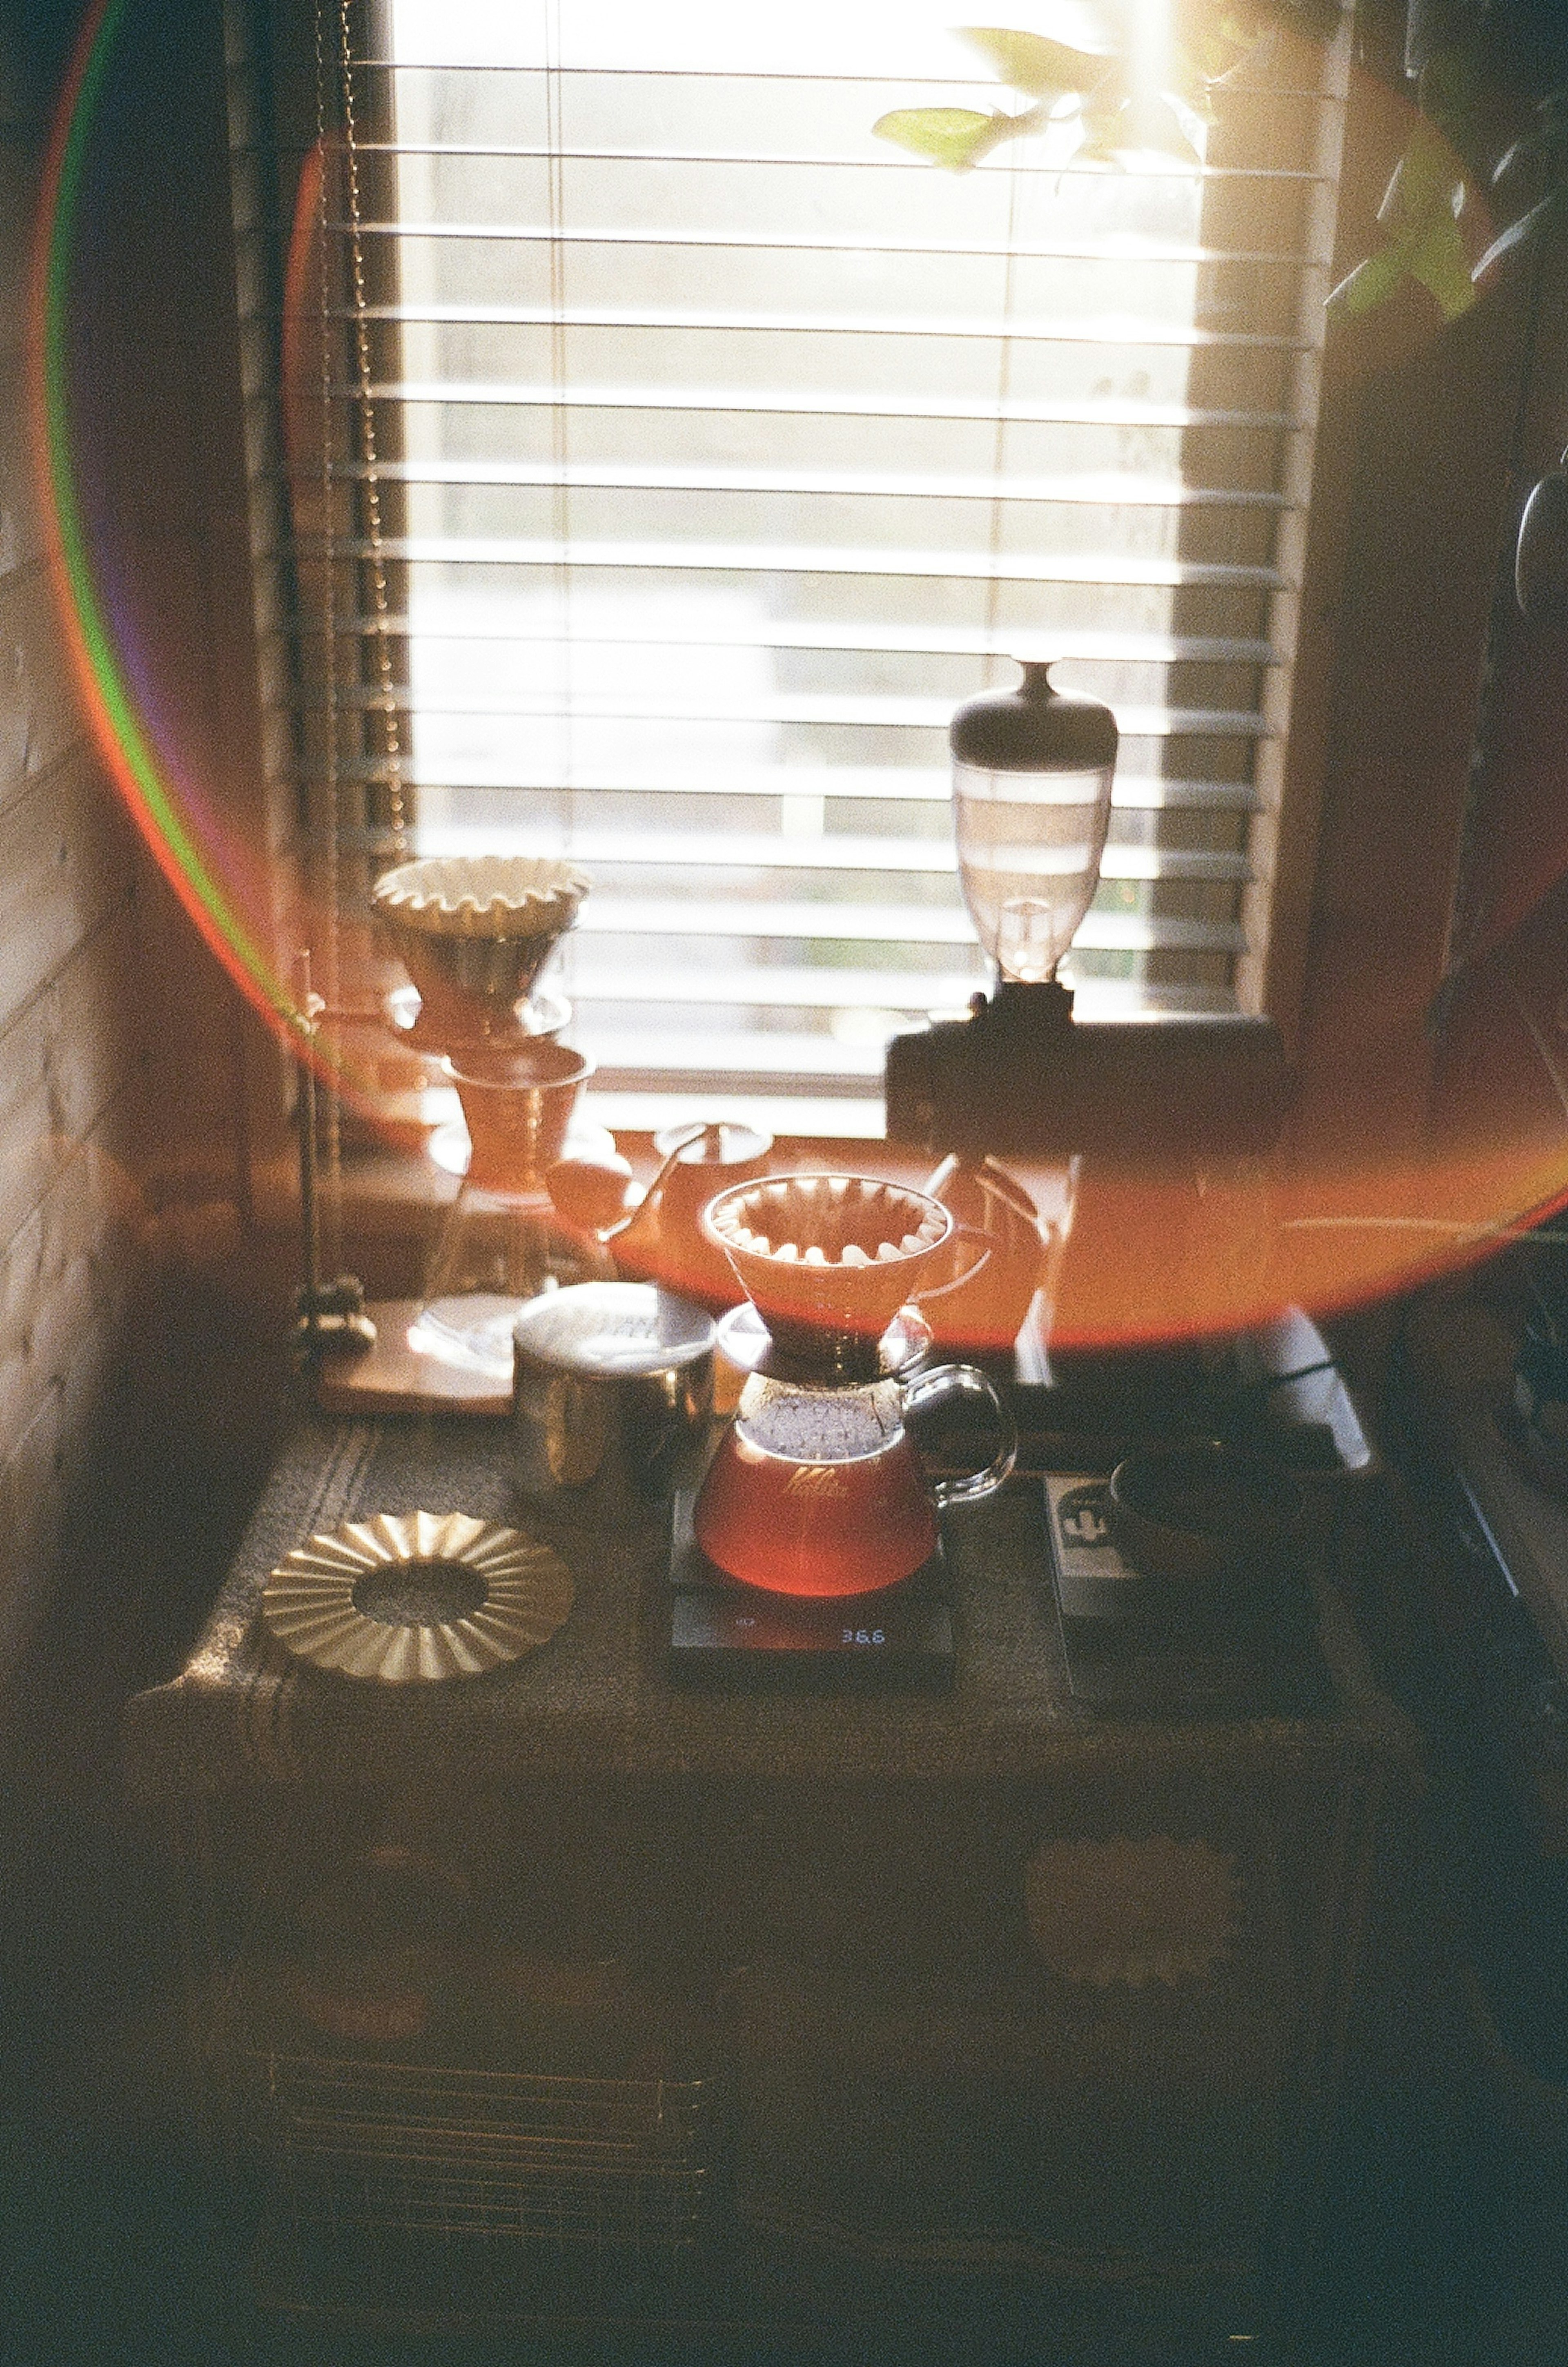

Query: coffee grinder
[884,663,1328,1715]
[885,660,1291,1402]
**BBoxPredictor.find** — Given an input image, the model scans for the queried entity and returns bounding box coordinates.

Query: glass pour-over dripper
[371,855,605,1379]
[410,1043,610,1379]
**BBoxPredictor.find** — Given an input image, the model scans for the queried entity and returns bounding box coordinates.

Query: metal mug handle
[900,1360,1018,1509]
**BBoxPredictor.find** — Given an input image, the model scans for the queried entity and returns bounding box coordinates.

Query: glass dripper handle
[901,1362,1018,1508]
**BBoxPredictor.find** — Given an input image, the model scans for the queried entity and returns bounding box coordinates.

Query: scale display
[666,1492,954,1689]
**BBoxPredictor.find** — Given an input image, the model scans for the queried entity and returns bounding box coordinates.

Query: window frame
[211,0,1534,1208]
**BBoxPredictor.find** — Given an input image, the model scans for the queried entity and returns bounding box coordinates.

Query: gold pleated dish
[262,1511,573,1682]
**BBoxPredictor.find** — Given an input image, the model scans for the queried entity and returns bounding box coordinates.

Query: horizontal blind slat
[279,766,1261,811]
[574,899,1245,953]
[287,537,1286,588]
[325,382,1302,430]
[391,826,1252,883]
[481,967,1232,1014]
[256,136,1329,178]
[322,60,1329,87]
[585,1034,901,1081]
[307,301,1310,349]
[321,219,1314,269]
[297,690,1270,738]
[566,966,982,1010]
[311,458,1289,509]
[276,617,1283,664]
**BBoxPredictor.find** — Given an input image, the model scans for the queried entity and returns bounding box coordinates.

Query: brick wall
[0,13,147,1676]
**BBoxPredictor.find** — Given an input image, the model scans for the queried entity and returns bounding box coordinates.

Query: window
[235,0,1350,1136]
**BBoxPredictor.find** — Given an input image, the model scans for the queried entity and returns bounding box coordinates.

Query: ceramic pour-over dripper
[702,1174,953,1371]
[372,856,589,1045]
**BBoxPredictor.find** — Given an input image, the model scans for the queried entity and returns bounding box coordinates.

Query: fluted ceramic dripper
[702,1174,953,1369]
[372,855,588,1045]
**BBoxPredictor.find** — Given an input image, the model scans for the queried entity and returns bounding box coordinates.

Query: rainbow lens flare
[30,0,332,1066]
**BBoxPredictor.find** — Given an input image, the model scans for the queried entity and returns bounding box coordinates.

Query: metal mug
[511,1282,717,1523]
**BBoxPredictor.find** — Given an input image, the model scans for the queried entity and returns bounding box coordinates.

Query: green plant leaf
[872,106,1016,171]
[1378,118,1466,237]
[1074,92,1129,166]
[1406,211,1477,319]
[956,25,1105,97]
[1332,115,1477,322]
[1325,243,1409,318]
[1325,98,1485,325]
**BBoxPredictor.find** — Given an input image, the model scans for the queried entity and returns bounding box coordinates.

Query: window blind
[234,0,1350,1135]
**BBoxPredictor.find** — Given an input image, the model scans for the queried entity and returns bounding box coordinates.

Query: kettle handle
[591,1125,703,1247]
[901,1361,1018,1509]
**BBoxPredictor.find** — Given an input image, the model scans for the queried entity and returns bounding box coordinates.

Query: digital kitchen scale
[666,1491,955,1690]
[1044,1471,1330,1718]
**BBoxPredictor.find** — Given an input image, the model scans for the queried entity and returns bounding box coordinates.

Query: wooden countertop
[122,1411,1418,1804]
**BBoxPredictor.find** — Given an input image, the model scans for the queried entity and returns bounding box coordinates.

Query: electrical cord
[1212,1357,1339,1404]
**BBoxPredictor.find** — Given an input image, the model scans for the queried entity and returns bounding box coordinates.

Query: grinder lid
[950,659,1118,773]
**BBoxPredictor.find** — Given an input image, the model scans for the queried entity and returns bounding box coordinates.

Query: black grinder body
[885,982,1292,1162]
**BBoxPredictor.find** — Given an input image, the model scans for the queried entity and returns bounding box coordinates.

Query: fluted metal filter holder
[262,1510,573,1681]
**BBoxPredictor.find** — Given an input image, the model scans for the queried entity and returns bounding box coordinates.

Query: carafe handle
[909,1224,992,1304]
[901,1361,1018,1509]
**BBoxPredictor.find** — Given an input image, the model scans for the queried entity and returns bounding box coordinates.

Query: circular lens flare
[31,18,1567,1346]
